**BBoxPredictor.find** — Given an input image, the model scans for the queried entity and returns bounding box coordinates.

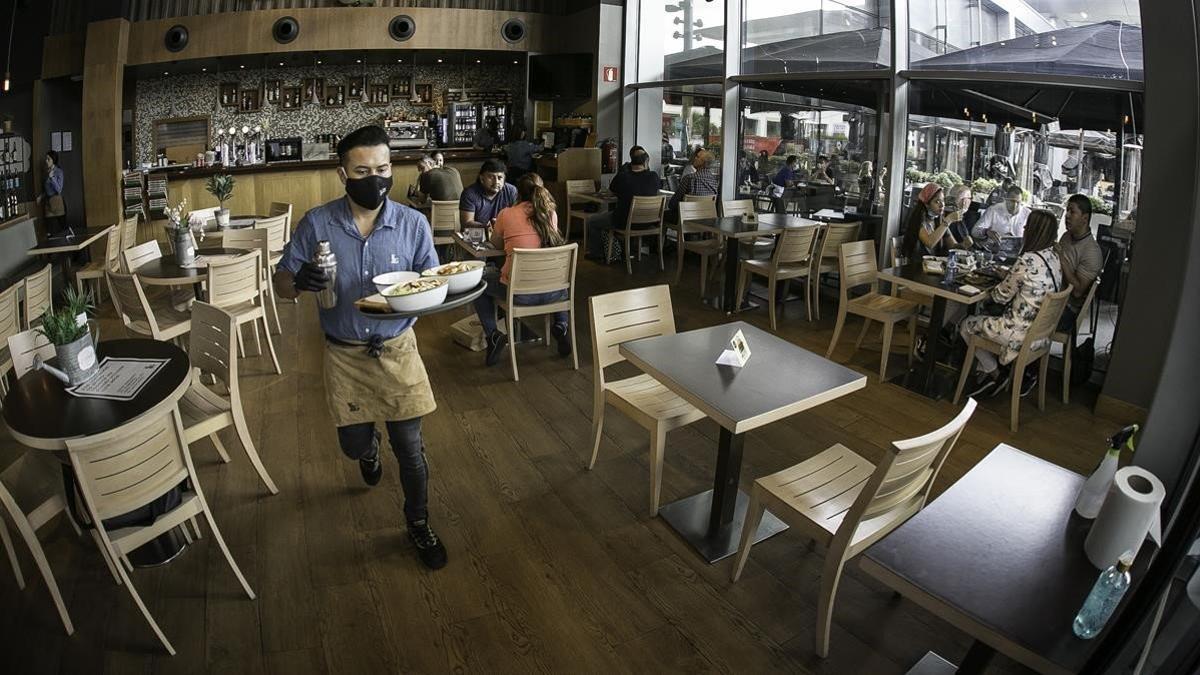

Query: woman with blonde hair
[474,173,570,366]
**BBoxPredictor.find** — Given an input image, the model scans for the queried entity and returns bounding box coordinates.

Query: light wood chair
[429,200,460,250]
[825,240,920,381]
[731,399,977,658]
[122,240,163,274]
[0,284,22,397]
[735,224,819,328]
[180,302,279,494]
[721,199,755,218]
[887,235,933,308]
[121,240,194,309]
[21,264,52,330]
[811,223,860,320]
[253,213,289,273]
[106,271,193,342]
[74,225,120,304]
[607,195,666,275]
[65,406,256,656]
[1051,278,1100,404]
[120,214,140,251]
[268,202,293,243]
[954,286,1072,431]
[206,250,282,375]
[188,206,219,229]
[566,178,600,253]
[496,243,578,382]
[588,285,706,516]
[219,228,282,335]
[7,330,56,382]
[672,199,721,295]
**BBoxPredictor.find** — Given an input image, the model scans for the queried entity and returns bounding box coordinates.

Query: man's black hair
[46,150,59,165]
[630,150,649,167]
[629,145,646,159]
[786,154,798,165]
[337,126,391,166]
[480,158,507,174]
[1005,185,1024,198]
[1067,193,1092,217]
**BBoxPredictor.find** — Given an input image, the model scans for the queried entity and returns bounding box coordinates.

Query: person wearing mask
[37,150,67,235]
[946,183,978,249]
[771,155,800,214]
[670,149,719,210]
[589,149,659,259]
[273,125,447,570]
[502,127,540,182]
[473,117,500,150]
[973,185,1031,241]
[986,176,1014,207]
[411,155,464,206]
[1056,193,1104,331]
[809,155,835,186]
[618,145,647,174]
[901,182,953,259]
[474,174,571,365]
[460,159,518,229]
[959,210,1063,398]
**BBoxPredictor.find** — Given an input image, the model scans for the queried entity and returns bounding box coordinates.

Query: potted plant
[37,288,98,387]
[205,173,236,227]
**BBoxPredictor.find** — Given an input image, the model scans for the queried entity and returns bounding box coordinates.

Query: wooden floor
[0,253,1126,674]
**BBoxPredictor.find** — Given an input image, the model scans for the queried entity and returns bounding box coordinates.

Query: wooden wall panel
[82,20,129,229]
[40,33,86,79]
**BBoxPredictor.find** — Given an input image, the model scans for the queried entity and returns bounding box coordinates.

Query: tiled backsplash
[134,62,525,164]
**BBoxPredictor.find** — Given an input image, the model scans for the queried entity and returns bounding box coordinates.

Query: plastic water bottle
[1073,553,1133,639]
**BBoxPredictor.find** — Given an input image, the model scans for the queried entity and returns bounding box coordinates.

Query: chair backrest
[508,243,577,297]
[1022,286,1073,357]
[122,240,162,274]
[429,200,461,237]
[7,329,56,379]
[818,223,861,263]
[627,195,665,229]
[837,240,879,293]
[219,228,271,272]
[104,225,124,273]
[683,194,716,203]
[0,283,20,346]
[254,214,289,254]
[772,226,818,265]
[65,408,192,521]
[1075,277,1101,331]
[677,199,718,234]
[588,285,676,377]
[722,199,754,218]
[189,206,219,228]
[565,179,595,194]
[189,301,238,389]
[105,271,156,333]
[22,264,53,329]
[206,250,263,309]
[121,214,139,250]
[268,202,293,241]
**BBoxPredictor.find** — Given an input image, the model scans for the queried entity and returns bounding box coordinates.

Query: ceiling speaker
[389,15,416,42]
[501,18,526,44]
[164,25,189,52]
[273,16,300,44]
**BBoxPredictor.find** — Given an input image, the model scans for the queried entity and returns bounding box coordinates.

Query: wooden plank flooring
[0,254,1128,674]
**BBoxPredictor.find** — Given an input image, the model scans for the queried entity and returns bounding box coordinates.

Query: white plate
[372,271,420,295]
[420,261,485,294]
[380,278,449,313]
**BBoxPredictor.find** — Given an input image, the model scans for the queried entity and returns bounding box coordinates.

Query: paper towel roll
[1084,466,1165,569]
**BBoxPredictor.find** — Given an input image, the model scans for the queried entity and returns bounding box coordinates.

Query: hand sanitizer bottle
[1074,424,1139,518]
[1073,553,1133,639]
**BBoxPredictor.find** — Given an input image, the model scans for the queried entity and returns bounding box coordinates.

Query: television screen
[529,53,593,101]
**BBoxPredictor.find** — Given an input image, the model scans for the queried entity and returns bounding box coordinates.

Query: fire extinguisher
[601,138,618,174]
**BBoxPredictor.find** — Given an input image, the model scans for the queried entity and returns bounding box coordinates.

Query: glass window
[741,0,888,75]
[661,85,724,180]
[639,0,727,81]
[907,1,1143,81]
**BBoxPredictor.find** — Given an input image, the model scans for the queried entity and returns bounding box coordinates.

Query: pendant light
[310,54,321,106]
[360,53,370,104]
[3,1,16,92]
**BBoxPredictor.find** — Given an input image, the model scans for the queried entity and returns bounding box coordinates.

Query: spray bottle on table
[1073,424,1139,519]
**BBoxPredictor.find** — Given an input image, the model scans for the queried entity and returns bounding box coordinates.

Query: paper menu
[68,357,169,401]
[716,329,752,368]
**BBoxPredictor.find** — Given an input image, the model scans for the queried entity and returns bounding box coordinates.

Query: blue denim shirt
[45,166,64,197]
[279,197,439,342]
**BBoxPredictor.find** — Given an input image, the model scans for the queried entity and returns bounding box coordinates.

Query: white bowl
[420,260,485,294]
[380,277,449,313]
[373,271,419,295]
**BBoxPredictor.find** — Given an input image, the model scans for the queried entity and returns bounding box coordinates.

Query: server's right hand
[293,262,329,292]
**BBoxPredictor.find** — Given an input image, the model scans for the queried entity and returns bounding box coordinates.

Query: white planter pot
[56,331,98,386]
[216,208,231,228]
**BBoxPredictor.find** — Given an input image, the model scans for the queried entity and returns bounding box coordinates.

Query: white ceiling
[1023,0,1141,26]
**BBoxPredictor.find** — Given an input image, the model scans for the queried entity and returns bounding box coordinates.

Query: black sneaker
[1020,372,1039,398]
[551,323,571,357]
[989,369,1013,398]
[359,432,383,487]
[407,519,447,570]
[484,330,508,367]
[914,336,927,363]
[966,372,999,399]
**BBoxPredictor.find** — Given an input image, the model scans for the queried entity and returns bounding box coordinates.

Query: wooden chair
[565,178,600,252]
[65,406,256,655]
[268,202,293,243]
[810,223,860,320]
[105,271,192,342]
[122,240,163,274]
[954,286,1072,431]
[721,199,755,218]
[206,250,282,375]
[0,284,22,397]
[672,199,720,295]
[21,264,52,330]
[587,285,706,516]
[731,399,978,658]
[188,207,219,229]
[496,244,578,382]
[6,329,57,392]
[180,302,279,494]
[253,213,289,273]
[825,240,920,381]
[219,228,282,335]
[1051,278,1100,404]
[429,200,460,250]
[120,214,139,251]
[735,224,819,328]
[888,235,932,308]
[607,195,666,275]
[74,225,120,304]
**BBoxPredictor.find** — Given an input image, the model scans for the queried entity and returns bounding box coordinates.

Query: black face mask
[344,174,393,210]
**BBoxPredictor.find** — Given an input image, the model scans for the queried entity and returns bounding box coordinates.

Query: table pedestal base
[905,641,995,675]
[658,488,788,563]
[127,526,190,568]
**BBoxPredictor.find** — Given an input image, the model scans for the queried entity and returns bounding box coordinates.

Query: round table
[134,247,249,299]
[200,215,261,239]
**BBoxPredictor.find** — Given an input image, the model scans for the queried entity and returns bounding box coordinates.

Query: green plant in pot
[37,287,98,386]
[206,173,236,227]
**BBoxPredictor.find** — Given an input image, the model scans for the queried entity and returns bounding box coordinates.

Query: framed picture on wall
[391,76,411,98]
[280,86,301,110]
[349,76,365,99]
[413,84,433,105]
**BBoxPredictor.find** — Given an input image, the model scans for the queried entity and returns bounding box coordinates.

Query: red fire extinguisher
[601,138,618,174]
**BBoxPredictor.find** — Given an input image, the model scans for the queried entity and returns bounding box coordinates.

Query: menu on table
[68,357,170,401]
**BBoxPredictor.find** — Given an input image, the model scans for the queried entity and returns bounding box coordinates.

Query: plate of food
[379,277,449,312]
[420,260,485,293]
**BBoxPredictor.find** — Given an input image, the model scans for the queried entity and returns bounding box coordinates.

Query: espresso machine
[385,120,432,149]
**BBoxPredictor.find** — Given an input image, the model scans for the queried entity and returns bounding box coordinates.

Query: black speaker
[501,18,526,43]
[272,16,300,44]
[389,15,416,42]
[164,25,189,52]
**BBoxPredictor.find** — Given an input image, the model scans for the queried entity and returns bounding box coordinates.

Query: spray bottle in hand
[1073,424,1139,519]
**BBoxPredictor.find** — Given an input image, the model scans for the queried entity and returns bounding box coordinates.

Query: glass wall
[640,0,727,80]
[741,0,889,74]
[661,85,724,181]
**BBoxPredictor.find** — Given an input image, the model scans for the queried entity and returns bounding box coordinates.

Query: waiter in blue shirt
[274,125,447,570]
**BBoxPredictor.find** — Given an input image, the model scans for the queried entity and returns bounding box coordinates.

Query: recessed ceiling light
[279,62,284,66]
[163,71,169,75]
[356,59,362,64]
[476,59,481,64]
[437,58,443,63]
[513,60,518,64]
[201,67,207,72]
[317,60,322,64]
[239,64,245,69]
[397,59,402,63]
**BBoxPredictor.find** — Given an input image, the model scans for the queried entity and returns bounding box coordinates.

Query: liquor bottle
[1073,553,1133,639]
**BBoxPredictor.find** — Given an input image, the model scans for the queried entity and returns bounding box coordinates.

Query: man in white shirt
[973,185,1031,240]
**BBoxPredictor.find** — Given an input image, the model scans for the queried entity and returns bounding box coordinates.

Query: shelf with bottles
[324,84,347,108]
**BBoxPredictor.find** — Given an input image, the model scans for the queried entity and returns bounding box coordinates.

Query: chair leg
[907,316,917,368]
[767,276,778,331]
[853,317,871,355]
[266,284,282,335]
[731,488,765,582]
[189,517,203,540]
[879,321,894,381]
[210,432,232,463]
[1009,360,1024,433]
[233,404,279,495]
[734,268,749,314]
[803,276,813,322]
[825,306,847,359]
[569,309,578,372]
[1038,354,1050,411]
[260,316,282,375]
[543,315,552,351]
[815,555,848,659]
[658,232,665,271]
[507,312,519,382]
[197,507,256,601]
[625,235,633,275]
[674,232,685,285]
[1062,340,1072,404]
[250,319,262,356]
[587,396,605,470]
[114,554,176,655]
[90,530,123,586]
[698,254,708,298]
[648,425,667,518]
[236,327,246,358]
[0,512,25,590]
[953,343,977,405]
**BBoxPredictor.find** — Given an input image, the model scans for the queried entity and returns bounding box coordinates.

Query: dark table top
[134,247,248,284]
[859,444,1147,675]
[688,213,817,240]
[3,339,192,451]
[29,226,114,255]
[619,321,866,434]
[878,262,1000,304]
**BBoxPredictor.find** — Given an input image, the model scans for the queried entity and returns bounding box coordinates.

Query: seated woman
[901,182,953,259]
[958,210,1063,398]
[473,173,571,366]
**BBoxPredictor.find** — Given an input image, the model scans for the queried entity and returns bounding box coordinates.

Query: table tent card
[716,329,752,368]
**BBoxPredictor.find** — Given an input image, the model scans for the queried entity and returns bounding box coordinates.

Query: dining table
[133,247,249,300]
[686,213,812,313]
[194,215,260,240]
[453,231,505,260]
[573,191,618,208]
[27,225,115,284]
[619,321,866,562]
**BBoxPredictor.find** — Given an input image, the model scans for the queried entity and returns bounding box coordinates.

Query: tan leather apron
[322,328,437,427]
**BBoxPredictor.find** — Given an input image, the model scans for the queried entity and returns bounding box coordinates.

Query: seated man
[808,155,835,186]
[945,183,978,249]
[412,155,464,205]
[771,155,800,214]
[669,150,719,211]
[502,127,541,182]
[973,185,1031,241]
[587,150,659,258]
[1056,193,1104,331]
[460,159,518,229]
[617,145,647,174]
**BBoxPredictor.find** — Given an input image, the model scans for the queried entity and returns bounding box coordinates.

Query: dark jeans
[587,213,613,257]
[1057,305,1079,333]
[473,268,567,334]
[336,417,428,523]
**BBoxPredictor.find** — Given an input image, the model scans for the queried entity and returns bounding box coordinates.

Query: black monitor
[529,53,593,101]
